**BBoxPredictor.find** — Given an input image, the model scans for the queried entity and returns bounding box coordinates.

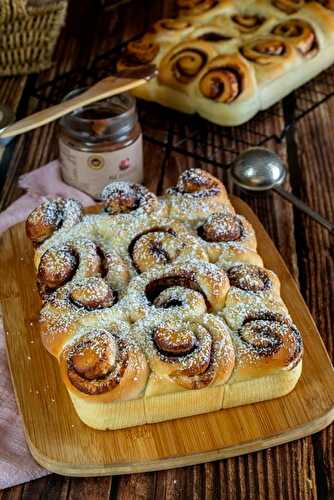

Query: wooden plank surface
[0,0,333,498]
[1,197,333,476]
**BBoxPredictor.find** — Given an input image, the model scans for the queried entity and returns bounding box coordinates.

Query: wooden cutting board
[0,197,333,476]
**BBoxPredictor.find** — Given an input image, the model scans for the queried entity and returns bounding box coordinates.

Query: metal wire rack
[31,40,334,169]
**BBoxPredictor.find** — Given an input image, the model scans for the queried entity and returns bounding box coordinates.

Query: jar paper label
[59,134,143,199]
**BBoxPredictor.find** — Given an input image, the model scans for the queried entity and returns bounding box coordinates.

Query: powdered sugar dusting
[27,168,302,399]
[101,181,158,216]
[26,198,83,244]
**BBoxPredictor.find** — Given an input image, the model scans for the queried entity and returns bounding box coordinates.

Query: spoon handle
[0,66,157,139]
[273,185,334,234]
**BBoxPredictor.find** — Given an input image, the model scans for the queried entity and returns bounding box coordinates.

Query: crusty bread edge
[223,360,303,409]
[67,360,302,430]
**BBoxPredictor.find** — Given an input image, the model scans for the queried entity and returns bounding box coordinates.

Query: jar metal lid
[0,105,16,145]
[59,90,138,143]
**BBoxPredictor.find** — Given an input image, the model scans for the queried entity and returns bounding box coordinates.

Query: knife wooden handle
[0,77,149,139]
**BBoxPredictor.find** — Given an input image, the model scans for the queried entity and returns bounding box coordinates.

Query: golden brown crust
[171,168,223,195]
[113,0,334,127]
[222,264,285,330]
[271,19,318,58]
[232,311,303,380]
[197,53,257,104]
[200,212,242,241]
[199,64,240,102]
[101,181,158,216]
[158,40,218,92]
[227,263,279,294]
[194,51,260,126]
[117,35,160,71]
[232,14,267,33]
[163,168,235,220]
[40,294,125,359]
[271,0,304,14]
[295,3,334,46]
[144,262,230,313]
[153,18,192,33]
[70,278,116,310]
[239,34,303,88]
[125,260,230,322]
[134,313,235,392]
[37,239,101,297]
[37,236,131,300]
[149,18,195,43]
[195,212,257,262]
[240,36,294,65]
[128,225,208,273]
[26,198,83,244]
[25,168,304,429]
[60,326,149,403]
[217,245,264,270]
[38,243,131,358]
[204,213,241,241]
[177,0,234,20]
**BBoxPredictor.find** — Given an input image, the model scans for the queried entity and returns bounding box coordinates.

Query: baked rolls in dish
[26,169,303,429]
[117,0,334,126]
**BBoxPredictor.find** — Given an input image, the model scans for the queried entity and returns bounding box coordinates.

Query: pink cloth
[0,161,94,489]
[0,160,93,234]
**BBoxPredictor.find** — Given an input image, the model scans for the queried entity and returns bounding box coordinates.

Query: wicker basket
[0,0,67,76]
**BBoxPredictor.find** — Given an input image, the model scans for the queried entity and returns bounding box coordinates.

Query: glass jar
[59,91,143,199]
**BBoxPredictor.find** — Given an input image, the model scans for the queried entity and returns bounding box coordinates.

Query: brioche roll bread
[116,0,334,126]
[26,169,303,430]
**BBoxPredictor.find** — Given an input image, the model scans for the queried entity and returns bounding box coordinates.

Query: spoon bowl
[231,147,286,191]
[231,147,333,234]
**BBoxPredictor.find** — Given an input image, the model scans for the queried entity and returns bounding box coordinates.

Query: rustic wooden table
[0,1,333,498]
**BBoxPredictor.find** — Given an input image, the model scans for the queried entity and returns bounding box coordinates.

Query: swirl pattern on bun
[134,312,235,393]
[164,168,234,220]
[196,211,257,262]
[222,264,287,330]
[271,0,304,14]
[232,311,303,380]
[272,19,318,57]
[60,325,149,401]
[177,0,225,19]
[117,35,160,69]
[232,14,266,33]
[101,182,158,216]
[26,167,304,429]
[26,198,83,245]
[126,260,230,321]
[159,40,217,90]
[128,225,208,273]
[240,37,292,64]
[150,18,194,43]
[37,239,101,296]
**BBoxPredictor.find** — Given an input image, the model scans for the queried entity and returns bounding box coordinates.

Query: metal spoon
[232,147,333,233]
